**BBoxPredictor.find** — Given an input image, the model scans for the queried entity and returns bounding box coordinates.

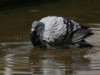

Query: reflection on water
[0,42,33,75]
[4,54,14,75]
[0,27,100,75]
[30,48,89,75]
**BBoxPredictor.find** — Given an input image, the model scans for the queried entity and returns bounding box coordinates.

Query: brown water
[0,26,100,75]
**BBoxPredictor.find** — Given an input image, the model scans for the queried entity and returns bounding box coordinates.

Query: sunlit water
[0,26,100,75]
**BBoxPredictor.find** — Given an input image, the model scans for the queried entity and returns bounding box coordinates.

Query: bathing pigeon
[30,16,93,49]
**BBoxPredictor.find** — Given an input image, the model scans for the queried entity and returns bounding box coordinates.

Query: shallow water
[0,26,100,75]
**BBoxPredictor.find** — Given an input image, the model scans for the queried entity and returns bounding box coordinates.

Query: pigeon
[30,16,93,49]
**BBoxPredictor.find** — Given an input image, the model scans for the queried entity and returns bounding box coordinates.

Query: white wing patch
[40,16,67,42]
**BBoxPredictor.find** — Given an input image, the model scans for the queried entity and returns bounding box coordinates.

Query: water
[0,26,100,75]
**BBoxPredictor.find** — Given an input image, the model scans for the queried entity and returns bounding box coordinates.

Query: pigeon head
[30,21,45,48]
[31,21,45,34]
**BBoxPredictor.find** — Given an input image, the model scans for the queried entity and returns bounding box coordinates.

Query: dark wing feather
[72,28,93,43]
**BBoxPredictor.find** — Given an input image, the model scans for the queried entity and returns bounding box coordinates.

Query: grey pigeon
[30,16,93,49]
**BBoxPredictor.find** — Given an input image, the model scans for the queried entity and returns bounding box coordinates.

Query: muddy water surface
[0,26,100,75]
